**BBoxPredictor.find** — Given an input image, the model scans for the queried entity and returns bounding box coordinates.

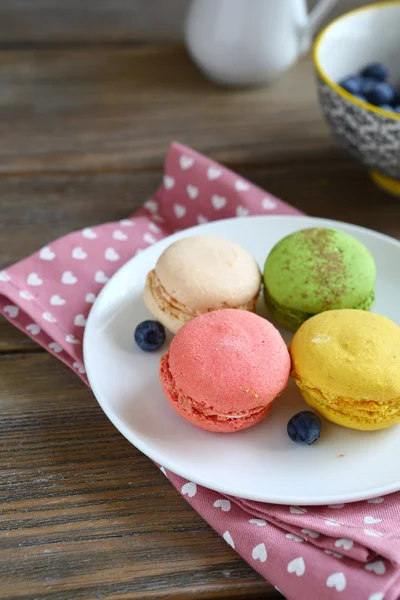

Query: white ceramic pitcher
[185,0,338,86]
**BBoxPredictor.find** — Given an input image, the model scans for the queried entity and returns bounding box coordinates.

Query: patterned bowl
[313,1,400,196]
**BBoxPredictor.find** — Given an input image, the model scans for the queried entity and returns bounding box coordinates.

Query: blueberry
[360,62,389,82]
[395,106,400,114]
[354,93,367,102]
[339,76,363,95]
[379,104,394,112]
[134,320,166,352]
[287,411,321,445]
[360,77,379,96]
[366,82,395,106]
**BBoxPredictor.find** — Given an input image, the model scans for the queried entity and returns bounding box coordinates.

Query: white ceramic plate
[84,216,400,505]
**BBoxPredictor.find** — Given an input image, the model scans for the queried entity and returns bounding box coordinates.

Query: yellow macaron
[289,309,400,431]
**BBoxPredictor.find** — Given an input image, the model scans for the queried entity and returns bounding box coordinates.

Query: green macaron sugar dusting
[263,228,376,319]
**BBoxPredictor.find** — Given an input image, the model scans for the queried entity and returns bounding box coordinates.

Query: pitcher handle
[308,0,338,33]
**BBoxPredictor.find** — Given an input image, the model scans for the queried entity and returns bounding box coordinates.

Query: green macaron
[263,228,376,331]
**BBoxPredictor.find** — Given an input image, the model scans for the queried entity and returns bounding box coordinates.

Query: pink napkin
[1,141,399,600]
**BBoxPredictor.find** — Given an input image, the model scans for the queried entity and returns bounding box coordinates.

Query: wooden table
[1,43,398,600]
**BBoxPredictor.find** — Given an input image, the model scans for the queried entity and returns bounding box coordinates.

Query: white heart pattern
[187,184,199,200]
[213,499,231,512]
[252,543,267,562]
[73,361,86,374]
[335,538,353,550]
[369,593,384,600]
[152,214,164,223]
[324,550,343,559]
[95,271,109,284]
[144,200,158,213]
[82,227,97,240]
[120,219,134,227]
[326,572,347,592]
[62,271,78,285]
[287,557,305,576]
[368,497,384,504]
[113,230,128,241]
[179,155,194,170]
[235,179,249,191]
[72,246,88,260]
[85,292,96,303]
[249,519,267,527]
[197,215,208,225]
[0,271,10,281]
[143,232,156,245]
[286,534,304,543]
[325,520,342,527]
[207,166,221,180]
[236,205,249,217]
[50,294,66,306]
[290,506,307,515]
[27,272,43,286]
[364,529,384,537]
[105,248,120,262]
[222,531,235,549]
[164,175,175,190]
[364,516,382,525]
[48,342,62,353]
[43,311,57,323]
[4,305,19,318]
[365,561,386,575]
[181,481,197,498]
[148,222,161,234]
[65,334,80,345]
[26,324,41,335]
[40,246,56,261]
[301,528,320,539]
[173,204,186,219]
[19,290,34,301]
[262,197,278,210]
[74,314,87,327]
[211,195,227,210]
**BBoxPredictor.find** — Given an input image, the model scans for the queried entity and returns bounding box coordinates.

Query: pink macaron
[160,308,290,433]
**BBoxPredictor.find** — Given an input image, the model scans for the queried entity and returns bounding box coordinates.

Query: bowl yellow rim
[313,0,400,122]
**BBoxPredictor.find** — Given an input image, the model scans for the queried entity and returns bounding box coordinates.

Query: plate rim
[84,215,400,505]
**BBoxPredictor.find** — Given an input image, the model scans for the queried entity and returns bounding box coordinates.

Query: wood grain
[0,352,276,600]
[0,45,341,174]
[0,0,376,45]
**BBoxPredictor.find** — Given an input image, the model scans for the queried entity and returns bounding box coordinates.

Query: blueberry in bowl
[313,2,400,197]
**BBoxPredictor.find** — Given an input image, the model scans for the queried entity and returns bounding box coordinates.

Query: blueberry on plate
[360,62,389,82]
[395,106,400,114]
[366,82,395,106]
[135,320,166,352]
[287,411,321,445]
[339,75,363,95]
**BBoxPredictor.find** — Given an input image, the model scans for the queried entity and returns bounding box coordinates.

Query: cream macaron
[144,236,262,333]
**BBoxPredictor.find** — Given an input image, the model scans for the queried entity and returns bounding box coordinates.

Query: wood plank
[0,351,278,600]
[0,0,375,45]
[0,45,343,174]
[1,158,397,353]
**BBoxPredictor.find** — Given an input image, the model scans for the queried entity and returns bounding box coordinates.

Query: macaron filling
[160,352,269,423]
[291,371,400,430]
[264,286,375,330]
[147,269,259,323]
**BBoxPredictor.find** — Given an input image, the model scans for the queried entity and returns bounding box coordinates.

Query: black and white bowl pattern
[317,78,400,180]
